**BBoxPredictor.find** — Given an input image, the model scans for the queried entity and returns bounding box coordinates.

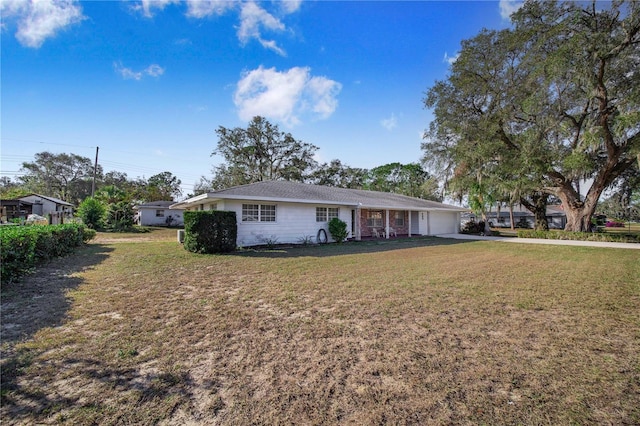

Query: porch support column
[355,207,361,241]
[385,209,390,239]
[408,211,412,237]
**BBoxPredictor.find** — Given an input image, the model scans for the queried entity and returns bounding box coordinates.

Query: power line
[0,137,96,150]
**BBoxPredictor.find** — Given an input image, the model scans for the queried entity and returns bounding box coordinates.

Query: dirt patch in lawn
[2,234,639,425]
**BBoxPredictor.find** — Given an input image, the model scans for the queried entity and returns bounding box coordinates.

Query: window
[366,210,383,227]
[316,207,339,222]
[316,207,327,222]
[208,203,218,211]
[242,204,276,222]
[394,211,405,226]
[156,210,165,217]
[242,204,259,221]
[261,204,276,222]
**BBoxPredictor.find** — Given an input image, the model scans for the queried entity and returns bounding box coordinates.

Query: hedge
[516,229,640,243]
[1,223,92,286]
[183,210,237,254]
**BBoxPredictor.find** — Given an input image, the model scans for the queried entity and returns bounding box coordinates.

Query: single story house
[170,180,468,247]
[134,201,184,227]
[17,194,74,224]
[464,204,567,229]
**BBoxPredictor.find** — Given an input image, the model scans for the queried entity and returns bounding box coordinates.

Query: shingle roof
[173,181,467,211]
[20,194,73,206]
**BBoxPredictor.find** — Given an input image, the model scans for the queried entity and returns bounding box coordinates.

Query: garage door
[429,211,457,234]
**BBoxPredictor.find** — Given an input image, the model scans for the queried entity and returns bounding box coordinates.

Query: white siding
[20,195,69,216]
[223,201,352,246]
[138,207,184,226]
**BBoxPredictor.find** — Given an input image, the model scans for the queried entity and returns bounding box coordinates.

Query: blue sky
[1,0,521,198]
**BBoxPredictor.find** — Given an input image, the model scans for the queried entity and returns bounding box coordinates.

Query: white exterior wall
[428,211,459,235]
[138,207,184,226]
[20,195,71,216]
[222,201,353,247]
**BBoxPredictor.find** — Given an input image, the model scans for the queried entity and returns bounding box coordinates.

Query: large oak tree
[210,116,319,188]
[423,0,639,232]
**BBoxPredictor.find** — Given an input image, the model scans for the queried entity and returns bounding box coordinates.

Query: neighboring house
[134,201,184,227]
[170,180,468,247]
[464,205,567,229]
[18,194,74,224]
[0,199,33,222]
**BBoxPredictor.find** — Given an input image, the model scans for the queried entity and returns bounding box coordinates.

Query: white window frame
[316,207,339,222]
[242,204,276,222]
[394,211,405,226]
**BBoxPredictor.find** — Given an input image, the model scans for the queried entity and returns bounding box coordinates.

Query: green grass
[1,232,639,425]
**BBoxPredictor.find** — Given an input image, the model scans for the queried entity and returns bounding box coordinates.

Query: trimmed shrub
[328,217,348,243]
[517,229,639,243]
[183,211,237,254]
[1,223,88,286]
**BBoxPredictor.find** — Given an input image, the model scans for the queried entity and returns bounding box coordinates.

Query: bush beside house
[183,211,237,254]
[328,218,348,243]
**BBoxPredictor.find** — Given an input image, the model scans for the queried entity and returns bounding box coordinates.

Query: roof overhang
[171,193,468,213]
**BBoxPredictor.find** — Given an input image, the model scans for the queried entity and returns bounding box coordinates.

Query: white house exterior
[134,201,184,227]
[171,181,467,247]
[18,194,74,224]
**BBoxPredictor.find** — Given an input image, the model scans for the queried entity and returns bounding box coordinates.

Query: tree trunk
[480,210,492,236]
[556,186,598,233]
[520,193,549,231]
[509,204,515,230]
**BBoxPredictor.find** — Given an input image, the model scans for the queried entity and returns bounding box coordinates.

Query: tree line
[1,152,183,206]
[194,116,440,200]
[0,117,441,211]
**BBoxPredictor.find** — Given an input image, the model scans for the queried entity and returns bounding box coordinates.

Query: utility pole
[91,146,99,197]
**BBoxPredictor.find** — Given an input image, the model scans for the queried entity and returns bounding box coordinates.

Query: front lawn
[2,233,638,425]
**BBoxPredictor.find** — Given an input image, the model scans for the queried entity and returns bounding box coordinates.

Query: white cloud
[499,0,523,20]
[381,114,398,131]
[234,66,342,126]
[145,64,165,77]
[114,62,165,80]
[185,0,235,18]
[443,52,459,65]
[237,2,287,56]
[280,0,302,14]
[1,0,84,48]
[136,0,179,18]
[134,0,299,55]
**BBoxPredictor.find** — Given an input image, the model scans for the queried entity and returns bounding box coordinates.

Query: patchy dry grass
[1,232,639,425]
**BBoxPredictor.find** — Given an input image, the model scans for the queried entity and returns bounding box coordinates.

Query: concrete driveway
[437,233,640,250]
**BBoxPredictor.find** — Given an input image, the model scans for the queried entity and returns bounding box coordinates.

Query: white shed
[134,201,184,227]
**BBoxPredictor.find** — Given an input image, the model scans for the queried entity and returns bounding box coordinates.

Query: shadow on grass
[0,244,113,417]
[3,355,194,423]
[233,236,474,259]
